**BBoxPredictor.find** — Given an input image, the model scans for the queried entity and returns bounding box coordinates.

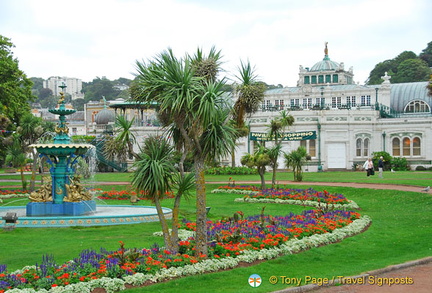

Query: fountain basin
[0,205,172,227]
[26,200,96,216]
[31,144,94,156]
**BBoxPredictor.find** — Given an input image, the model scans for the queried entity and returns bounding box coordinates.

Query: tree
[241,143,270,190]
[267,110,294,187]
[134,47,237,256]
[419,41,432,67]
[114,115,140,160]
[5,134,28,189]
[16,113,44,191]
[231,60,266,167]
[0,35,35,124]
[284,146,309,182]
[391,59,431,83]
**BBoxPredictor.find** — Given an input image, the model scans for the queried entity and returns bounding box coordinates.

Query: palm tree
[231,60,266,167]
[114,115,140,160]
[134,48,237,256]
[16,113,44,191]
[284,146,309,182]
[241,143,270,189]
[5,134,28,190]
[131,136,177,250]
[267,110,294,187]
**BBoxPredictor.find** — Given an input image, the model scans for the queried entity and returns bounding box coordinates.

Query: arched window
[392,137,400,156]
[355,137,369,157]
[413,137,421,156]
[404,100,430,113]
[363,138,369,157]
[403,138,410,156]
[356,138,362,156]
[392,137,421,157]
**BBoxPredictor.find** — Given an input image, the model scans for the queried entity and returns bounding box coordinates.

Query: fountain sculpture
[27,84,95,216]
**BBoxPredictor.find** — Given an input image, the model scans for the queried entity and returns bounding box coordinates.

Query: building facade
[234,45,432,171]
[43,76,84,100]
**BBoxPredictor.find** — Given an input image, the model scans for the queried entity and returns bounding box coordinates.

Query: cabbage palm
[134,48,237,256]
[114,115,140,160]
[131,136,177,251]
[231,60,266,166]
[284,146,309,182]
[241,143,270,189]
[268,110,294,187]
[5,134,28,190]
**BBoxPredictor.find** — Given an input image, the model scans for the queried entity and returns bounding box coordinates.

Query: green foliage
[0,35,35,124]
[71,135,96,143]
[372,151,392,170]
[82,76,131,102]
[284,146,309,181]
[367,44,432,85]
[391,157,410,171]
[205,166,258,175]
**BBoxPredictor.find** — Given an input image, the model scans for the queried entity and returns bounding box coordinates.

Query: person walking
[378,156,384,178]
[363,158,374,177]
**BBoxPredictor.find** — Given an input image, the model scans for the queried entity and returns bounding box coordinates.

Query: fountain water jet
[28,84,95,216]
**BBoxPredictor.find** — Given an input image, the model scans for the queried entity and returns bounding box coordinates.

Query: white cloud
[1,0,431,85]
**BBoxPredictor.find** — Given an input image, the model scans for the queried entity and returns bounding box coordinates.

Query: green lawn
[0,172,431,292]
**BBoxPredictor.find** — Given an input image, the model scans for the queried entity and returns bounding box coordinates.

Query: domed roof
[310,55,340,72]
[95,109,115,125]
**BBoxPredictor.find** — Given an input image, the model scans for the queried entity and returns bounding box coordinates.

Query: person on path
[378,156,384,178]
[363,158,374,177]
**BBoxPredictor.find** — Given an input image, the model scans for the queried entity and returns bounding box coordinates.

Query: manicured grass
[1,172,431,292]
[205,170,432,187]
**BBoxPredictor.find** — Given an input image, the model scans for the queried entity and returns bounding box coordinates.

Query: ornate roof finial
[324,42,328,56]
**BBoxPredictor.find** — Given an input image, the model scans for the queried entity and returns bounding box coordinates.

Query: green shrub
[205,166,257,175]
[415,165,427,171]
[391,157,410,171]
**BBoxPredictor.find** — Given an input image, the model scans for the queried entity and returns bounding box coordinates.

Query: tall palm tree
[134,48,237,256]
[267,110,294,187]
[231,60,266,166]
[114,115,140,160]
[131,136,177,251]
[284,146,309,182]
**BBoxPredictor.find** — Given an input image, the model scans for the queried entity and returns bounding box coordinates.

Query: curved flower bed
[97,189,174,200]
[0,209,369,293]
[213,186,359,209]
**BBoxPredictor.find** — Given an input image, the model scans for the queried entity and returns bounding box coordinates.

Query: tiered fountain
[27,84,96,216]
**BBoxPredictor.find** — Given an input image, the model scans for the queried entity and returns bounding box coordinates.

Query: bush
[415,166,427,171]
[204,166,257,175]
[391,157,410,171]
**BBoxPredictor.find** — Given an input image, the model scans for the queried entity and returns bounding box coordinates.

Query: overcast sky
[1,0,431,86]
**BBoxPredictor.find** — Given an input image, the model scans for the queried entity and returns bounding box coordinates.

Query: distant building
[43,76,84,100]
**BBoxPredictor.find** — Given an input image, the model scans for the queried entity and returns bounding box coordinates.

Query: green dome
[310,55,340,72]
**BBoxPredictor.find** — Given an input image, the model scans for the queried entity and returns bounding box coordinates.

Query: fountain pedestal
[28,86,95,217]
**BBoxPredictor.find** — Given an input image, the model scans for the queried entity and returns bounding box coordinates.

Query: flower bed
[0,190,29,203]
[213,186,359,209]
[0,209,369,292]
[97,189,174,200]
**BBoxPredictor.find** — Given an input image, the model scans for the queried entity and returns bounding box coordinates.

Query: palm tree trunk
[194,157,208,257]
[169,193,182,254]
[30,151,38,192]
[231,145,235,167]
[20,168,26,190]
[154,196,176,251]
[258,167,266,190]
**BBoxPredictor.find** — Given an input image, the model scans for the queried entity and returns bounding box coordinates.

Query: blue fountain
[27,84,95,216]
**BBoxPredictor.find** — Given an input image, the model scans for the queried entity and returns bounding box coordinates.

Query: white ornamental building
[235,44,432,171]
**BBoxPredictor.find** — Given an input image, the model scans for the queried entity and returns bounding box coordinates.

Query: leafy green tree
[134,47,237,256]
[83,77,121,102]
[284,146,309,182]
[114,115,140,160]
[392,59,431,83]
[241,143,270,189]
[267,110,294,187]
[419,41,432,67]
[0,35,35,124]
